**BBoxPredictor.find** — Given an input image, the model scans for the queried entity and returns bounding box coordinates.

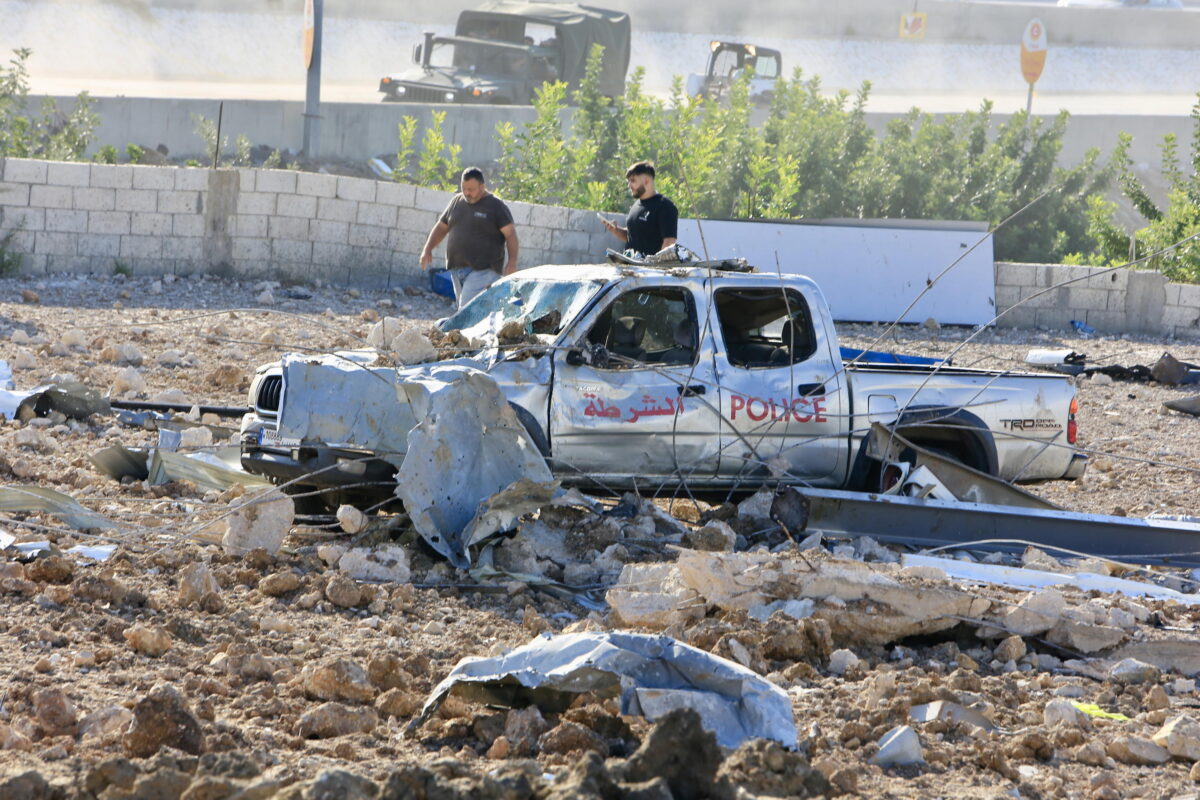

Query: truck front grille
[256,375,282,415]
[398,85,455,103]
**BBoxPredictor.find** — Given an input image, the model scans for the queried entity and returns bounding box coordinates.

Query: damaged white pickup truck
[239,261,1086,512]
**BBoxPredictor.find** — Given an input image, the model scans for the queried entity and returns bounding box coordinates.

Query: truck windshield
[439,277,607,337]
[430,41,529,74]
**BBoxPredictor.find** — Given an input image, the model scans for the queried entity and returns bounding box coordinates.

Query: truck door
[550,282,722,482]
[709,282,848,484]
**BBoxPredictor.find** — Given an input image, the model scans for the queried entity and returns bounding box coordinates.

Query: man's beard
[631,185,645,198]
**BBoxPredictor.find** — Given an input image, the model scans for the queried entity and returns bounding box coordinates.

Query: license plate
[258,428,300,448]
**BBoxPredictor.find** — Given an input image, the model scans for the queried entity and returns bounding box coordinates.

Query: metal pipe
[110,400,249,418]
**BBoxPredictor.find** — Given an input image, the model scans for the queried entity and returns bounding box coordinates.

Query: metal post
[302,0,323,159]
[1025,83,1033,116]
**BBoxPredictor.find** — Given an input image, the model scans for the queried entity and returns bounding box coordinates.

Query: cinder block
[413,186,452,213]
[550,228,591,254]
[0,181,31,206]
[128,257,170,276]
[1164,283,1181,306]
[1034,307,1076,330]
[387,229,424,253]
[356,202,396,228]
[120,235,163,259]
[993,286,1023,311]
[34,231,76,256]
[1084,309,1127,332]
[1,207,45,232]
[376,181,416,207]
[309,219,349,244]
[269,215,309,240]
[504,200,534,227]
[234,215,268,238]
[312,242,352,265]
[115,189,157,213]
[4,159,48,184]
[1177,283,1200,308]
[29,185,73,209]
[297,172,337,198]
[1162,304,1200,328]
[163,237,204,259]
[996,305,1036,329]
[130,166,175,191]
[131,212,171,237]
[994,261,1038,288]
[74,187,116,211]
[45,209,88,233]
[236,169,256,192]
[89,211,132,236]
[174,168,209,191]
[173,215,205,237]
[396,207,434,232]
[1066,287,1109,312]
[238,192,276,215]
[566,207,601,233]
[232,237,272,261]
[336,176,376,203]
[589,231,615,255]
[520,226,551,250]
[389,257,422,282]
[47,162,91,187]
[76,234,121,258]
[158,190,200,214]
[317,197,357,223]
[348,224,389,248]
[256,170,298,194]
[531,204,569,229]
[90,165,133,189]
[276,193,318,218]
[21,253,47,275]
[272,238,312,262]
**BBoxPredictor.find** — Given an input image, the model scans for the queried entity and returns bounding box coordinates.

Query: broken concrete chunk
[993,635,1027,663]
[325,573,362,608]
[295,702,377,739]
[607,563,704,630]
[1107,735,1170,766]
[871,725,923,767]
[366,317,403,349]
[123,683,205,757]
[1109,658,1162,685]
[302,659,377,704]
[337,545,410,584]
[684,520,736,552]
[827,649,860,676]
[219,489,295,556]
[997,588,1066,637]
[1151,715,1200,762]
[111,367,146,395]
[390,328,437,364]
[336,504,368,534]
[1043,698,1090,729]
[123,624,173,657]
[177,562,220,607]
[33,688,78,737]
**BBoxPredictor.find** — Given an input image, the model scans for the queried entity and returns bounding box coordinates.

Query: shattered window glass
[585,287,696,368]
[714,288,817,368]
[439,278,607,337]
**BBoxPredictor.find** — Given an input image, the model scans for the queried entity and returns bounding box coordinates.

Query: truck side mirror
[565,349,585,366]
[413,44,422,64]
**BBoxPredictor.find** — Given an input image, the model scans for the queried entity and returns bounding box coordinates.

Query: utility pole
[302,0,323,159]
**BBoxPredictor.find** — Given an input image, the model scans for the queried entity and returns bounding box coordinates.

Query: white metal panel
[676,218,995,325]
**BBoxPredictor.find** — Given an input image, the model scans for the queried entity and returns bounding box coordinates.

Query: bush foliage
[0,48,98,161]
[490,45,1116,266]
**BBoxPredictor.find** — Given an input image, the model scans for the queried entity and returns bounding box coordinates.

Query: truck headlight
[395,85,406,96]
[443,91,455,102]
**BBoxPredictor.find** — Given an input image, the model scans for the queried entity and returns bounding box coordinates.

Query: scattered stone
[337,545,411,584]
[1107,735,1170,766]
[336,504,369,534]
[613,709,724,800]
[1151,715,1200,762]
[390,327,437,363]
[302,659,377,703]
[1043,698,1089,728]
[0,722,33,751]
[219,489,295,555]
[994,635,1026,663]
[258,571,302,596]
[1146,684,1171,711]
[177,562,220,607]
[1110,658,1162,685]
[100,343,144,366]
[157,349,186,367]
[721,740,831,799]
[828,648,860,676]
[325,572,363,608]
[375,688,420,719]
[123,624,173,657]
[539,721,608,756]
[685,519,737,552]
[295,702,378,738]
[999,588,1066,636]
[20,289,40,303]
[27,555,72,584]
[111,366,147,395]
[505,707,551,753]
[871,725,924,767]
[123,683,206,757]
[79,706,134,741]
[256,289,275,305]
[33,688,78,736]
[366,317,403,348]
[11,348,37,370]
[61,328,88,348]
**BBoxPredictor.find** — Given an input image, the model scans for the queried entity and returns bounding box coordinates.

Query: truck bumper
[1064,452,1088,480]
[240,438,398,493]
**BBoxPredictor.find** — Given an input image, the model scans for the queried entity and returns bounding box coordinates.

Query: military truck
[378,1,630,105]
[686,41,783,106]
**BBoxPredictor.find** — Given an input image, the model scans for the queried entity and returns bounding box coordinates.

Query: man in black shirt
[601,161,678,257]
[420,167,519,307]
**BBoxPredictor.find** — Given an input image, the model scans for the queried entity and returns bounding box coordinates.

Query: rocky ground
[1,272,1199,800]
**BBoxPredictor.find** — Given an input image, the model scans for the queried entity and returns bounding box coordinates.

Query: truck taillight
[1067,397,1078,444]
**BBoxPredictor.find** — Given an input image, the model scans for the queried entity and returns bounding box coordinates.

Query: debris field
[1,272,1200,800]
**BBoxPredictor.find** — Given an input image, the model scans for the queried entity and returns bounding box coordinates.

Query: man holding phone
[600,161,678,257]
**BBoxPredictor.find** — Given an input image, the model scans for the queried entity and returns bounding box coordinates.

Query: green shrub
[125,143,144,164]
[93,144,118,164]
[1,48,98,160]
[0,226,24,276]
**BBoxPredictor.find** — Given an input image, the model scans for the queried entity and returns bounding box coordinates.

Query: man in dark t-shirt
[601,160,678,257]
[420,167,520,307]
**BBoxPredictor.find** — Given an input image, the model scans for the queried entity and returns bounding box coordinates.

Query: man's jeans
[450,268,501,309]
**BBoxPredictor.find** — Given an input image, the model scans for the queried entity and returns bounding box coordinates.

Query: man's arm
[419,220,450,270]
[600,217,628,242]
[660,200,679,250]
[500,224,519,275]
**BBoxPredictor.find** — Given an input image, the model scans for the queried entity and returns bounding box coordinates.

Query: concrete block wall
[0,158,616,288]
[995,262,1200,338]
